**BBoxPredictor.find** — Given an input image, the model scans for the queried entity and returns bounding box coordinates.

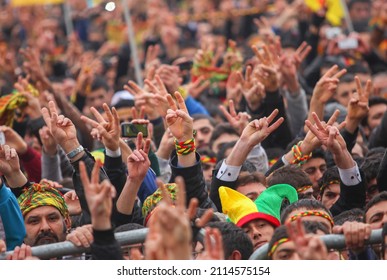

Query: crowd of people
[0,0,387,261]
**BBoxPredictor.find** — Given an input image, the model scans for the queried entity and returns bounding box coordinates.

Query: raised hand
[144,75,171,118]
[125,79,160,120]
[14,76,42,119]
[305,112,347,155]
[80,103,120,151]
[39,126,57,156]
[292,42,312,71]
[165,92,193,142]
[346,77,371,121]
[286,219,328,260]
[240,109,284,147]
[0,144,21,179]
[196,227,225,260]
[79,160,116,230]
[186,76,211,99]
[252,44,280,92]
[147,177,213,260]
[127,132,151,181]
[20,47,50,90]
[226,71,243,104]
[219,100,251,135]
[63,190,82,216]
[0,126,28,155]
[41,101,78,154]
[312,65,347,104]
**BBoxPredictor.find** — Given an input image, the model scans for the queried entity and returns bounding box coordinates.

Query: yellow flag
[11,0,64,6]
[304,0,344,26]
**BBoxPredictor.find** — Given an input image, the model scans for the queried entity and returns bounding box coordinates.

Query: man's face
[242,219,275,250]
[272,240,300,260]
[211,133,240,154]
[349,2,371,21]
[202,162,216,186]
[86,88,111,113]
[335,81,356,107]
[365,200,387,230]
[301,158,327,197]
[236,182,266,202]
[366,178,379,204]
[24,206,69,246]
[193,119,214,149]
[367,103,387,131]
[320,183,340,209]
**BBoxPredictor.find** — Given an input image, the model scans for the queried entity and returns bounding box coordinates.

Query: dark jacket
[169,151,217,211]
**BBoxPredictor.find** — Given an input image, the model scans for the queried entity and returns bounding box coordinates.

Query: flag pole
[121,0,143,87]
[339,0,354,33]
[63,1,74,36]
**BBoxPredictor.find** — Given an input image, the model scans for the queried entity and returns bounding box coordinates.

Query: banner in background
[305,0,344,26]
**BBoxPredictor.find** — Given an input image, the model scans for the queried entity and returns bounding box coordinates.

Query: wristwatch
[66,145,84,159]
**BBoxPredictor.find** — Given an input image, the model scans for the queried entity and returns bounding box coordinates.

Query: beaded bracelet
[175,138,196,156]
[291,141,312,165]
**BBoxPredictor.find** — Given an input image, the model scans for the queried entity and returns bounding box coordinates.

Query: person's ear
[229,250,242,260]
[64,217,72,233]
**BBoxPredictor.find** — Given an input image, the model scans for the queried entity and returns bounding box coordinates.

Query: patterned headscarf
[0,84,39,126]
[17,183,69,219]
[142,183,177,226]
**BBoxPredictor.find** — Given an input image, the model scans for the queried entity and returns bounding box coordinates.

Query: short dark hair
[114,223,145,233]
[192,114,217,127]
[268,165,312,191]
[206,221,254,260]
[364,191,387,222]
[216,141,237,163]
[318,166,340,196]
[280,199,332,224]
[333,208,364,225]
[361,97,387,127]
[91,76,110,92]
[348,0,371,10]
[360,155,383,185]
[209,123,239,149]
[236,171,267,189]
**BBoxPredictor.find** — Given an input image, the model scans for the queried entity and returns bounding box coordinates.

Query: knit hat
[219,184,298,228]
[18,183,69,219]
[142,183,177,226]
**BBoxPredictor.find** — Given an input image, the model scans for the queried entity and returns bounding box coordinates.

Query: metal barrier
[0,228,383,260]
[249,229,383,260]
[0,228,149,260]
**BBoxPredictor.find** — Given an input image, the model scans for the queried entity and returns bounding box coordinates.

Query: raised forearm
[116,178,142,215]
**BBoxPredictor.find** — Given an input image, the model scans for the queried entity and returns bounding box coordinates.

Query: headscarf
[17,183,69,219]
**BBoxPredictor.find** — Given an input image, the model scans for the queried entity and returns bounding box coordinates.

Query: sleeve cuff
[216,160,241,182]
[105,148,121,158]
[338,163,362,186]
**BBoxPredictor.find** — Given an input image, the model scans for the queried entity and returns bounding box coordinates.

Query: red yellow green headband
[290,210,334,228]
[201,156,217,164]
[296,185,312,193]
[268,238,290,258]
